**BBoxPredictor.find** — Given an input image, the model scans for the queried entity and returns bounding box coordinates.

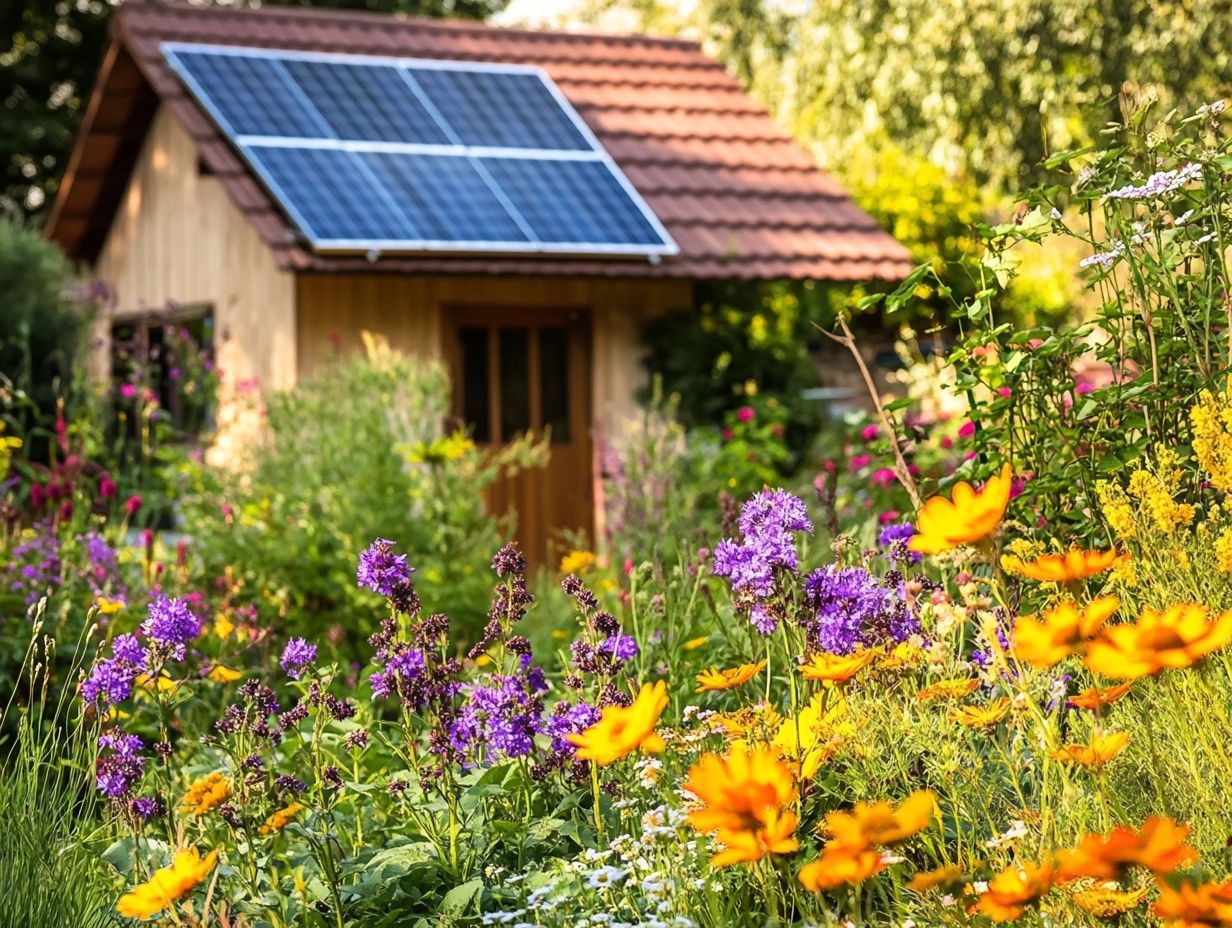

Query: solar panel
[161,43,678,258]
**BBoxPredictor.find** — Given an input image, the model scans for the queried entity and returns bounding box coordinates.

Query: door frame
[441,302,596,559]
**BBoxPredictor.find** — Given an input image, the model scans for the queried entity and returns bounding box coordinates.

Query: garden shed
[44,0,911,561]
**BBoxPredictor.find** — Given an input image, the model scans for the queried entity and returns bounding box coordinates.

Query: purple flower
[598,633,639,664]
[877,521,922,564]
[275,775,307,794]
[141,595,201,661]
[804,565,917,654]
[738,488,813,538]
[129,796,162,820]
[713,539,774,598]
[4,521,61,606]
[96,732,145,798]
[449,673,544,763]
[280,637,317,680]
[82,635,148,705]
[357,538,412,596]
[543,701,601,755]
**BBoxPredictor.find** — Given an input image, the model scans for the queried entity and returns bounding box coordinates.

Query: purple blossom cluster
[96,731,145,799]
[82,633,147,704]
[79,531,125,598]
[141,594,201,661]
[877,520,922,564]
[280,637,317,680]
[357,538,413,597]
[5,521,61,606]
[448,672,547,763]
[803,565,919,654]
[713,489,813,634]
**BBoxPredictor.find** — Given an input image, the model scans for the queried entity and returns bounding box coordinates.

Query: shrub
[175,347,542,644]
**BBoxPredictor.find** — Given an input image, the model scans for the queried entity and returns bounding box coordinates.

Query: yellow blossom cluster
[1191,385,1232,492]
[1097,446,1194,539]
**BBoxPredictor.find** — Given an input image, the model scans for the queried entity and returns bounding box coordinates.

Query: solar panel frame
[160,42,679,258]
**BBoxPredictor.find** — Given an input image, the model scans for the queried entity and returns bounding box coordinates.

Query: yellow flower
[695,660,766,692]
[1216,529,1232,575]
[1126,447,1195,535]
[1001,548,1120,583]
[213,614,235,639]
[800,650,876,685]
[116,848,218,920]
[95,597,125,615]
[1154,879,1232,926]
[206,665,242,683]
[1051,732,1129,768]
[797,847,885,892]
[771,692,852,778]
[682,635,710,651]
[685,744,799,867]
[909,463,1013,555]
[1056,817,1197,883]
[1096,480,1137,540]
[559,549,596,575]
[711,703,784,743]
[878,641,925,671]
[1071,884,1148,918]
[1012,597,1119,668]
[1085,603,1232,679]
[822,790,935,851]
[1191,385,1232,493]
[568,680,667,766]
[916,679,979,701]
[950,696,1012,729]
[260,802,305,835]
[180,772,231,816]
[136,673,177,694]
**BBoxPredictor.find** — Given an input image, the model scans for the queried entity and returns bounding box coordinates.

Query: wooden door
[447,306,593,568]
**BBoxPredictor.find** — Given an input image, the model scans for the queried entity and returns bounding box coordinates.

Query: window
[110,305,215,438]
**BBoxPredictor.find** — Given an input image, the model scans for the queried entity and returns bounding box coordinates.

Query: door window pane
[539,327,570,443]
[459,326,491,443]
[499,327,530,441]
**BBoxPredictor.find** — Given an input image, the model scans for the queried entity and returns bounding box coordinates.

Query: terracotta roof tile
[52,0,911,280]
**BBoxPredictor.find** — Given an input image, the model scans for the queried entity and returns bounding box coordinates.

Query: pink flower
[996,387,1012,399]
[59,500,74,521]
[871,467,896,488]
[958,421,977,438]
[221,503,235,525]
[848,454,872,471]
[861,424,879,441]
[1010,476,1029,499]
[879,510,900,524]
[125,495,143,516]
[907,464,921,476]
[30,483,47,509]
[140,528,154,552]
[721,428,734,441]
[940,436,954,450]
[176,540,188,568]
[1076,382,1095,394]
[963,450,977,461]
[99,474,117,499]
[737,406,755,423]
[119,383,137,400]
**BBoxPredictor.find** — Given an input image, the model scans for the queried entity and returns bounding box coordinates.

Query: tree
[1,0,509,224]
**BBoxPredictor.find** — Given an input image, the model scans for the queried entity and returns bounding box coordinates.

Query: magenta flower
[861,424,879,441]
[737,405,755,422]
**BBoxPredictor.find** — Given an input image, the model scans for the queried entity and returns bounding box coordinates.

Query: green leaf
[439,878,484,915]
[1043,146,1095,169]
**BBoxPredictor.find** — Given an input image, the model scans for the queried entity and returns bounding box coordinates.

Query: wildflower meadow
[8,43,1232,928]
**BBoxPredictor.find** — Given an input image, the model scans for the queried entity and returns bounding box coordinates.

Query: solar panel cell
[481,158,664,246]
[358,152,529,244]
[167,51,329,138]
[242,146,411,243]
[282,60,452,144]
[409,68,591,152]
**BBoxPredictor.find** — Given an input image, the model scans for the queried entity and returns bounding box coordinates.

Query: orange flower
[1001,548,1120,583]
[116,848,219,920]
[974,861,1055,922]
[909,463,1013,554]
[917,679,980,701]
[907,864,966,892]
[1056,817,1197,883]
[1013,597,1120,668]
[685,744,799,867]
[568,680,667,766]
[824,790,935,851]
[1068,681,1134,710]
[797,847,886,892]
[695,660,766,692]
[950,696,1012,729]
[259,802,306,836]
[710,807,801,867]
[179,772,231,816]
[1051,731,1129,767]
[800,650,876,684]
[1085,603,1232,679]
[1154,879,1232,927]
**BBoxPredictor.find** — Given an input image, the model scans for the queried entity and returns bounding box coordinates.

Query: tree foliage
[1,0,509,222]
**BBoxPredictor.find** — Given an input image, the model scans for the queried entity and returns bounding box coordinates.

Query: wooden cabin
[44,0,911,564]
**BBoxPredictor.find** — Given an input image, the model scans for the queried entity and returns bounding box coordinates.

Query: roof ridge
[120,0,705,53]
